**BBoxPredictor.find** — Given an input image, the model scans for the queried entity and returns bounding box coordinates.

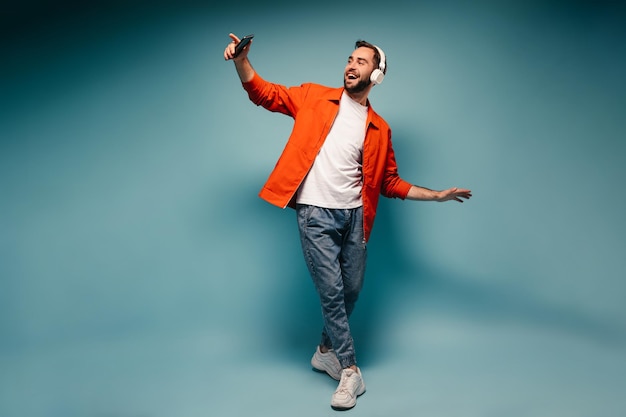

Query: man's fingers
[444,187,472,203]
[224,33,240,60]
[229,33,241,44]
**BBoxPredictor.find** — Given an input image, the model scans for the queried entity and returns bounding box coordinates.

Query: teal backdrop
[2,1,625,416]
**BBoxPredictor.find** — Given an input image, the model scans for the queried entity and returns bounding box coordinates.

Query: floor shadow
[217,149,626,374]
[352,198,626,369]
[210,180,324,364]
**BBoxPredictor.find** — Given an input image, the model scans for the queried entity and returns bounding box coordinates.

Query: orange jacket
[243,73,412,242]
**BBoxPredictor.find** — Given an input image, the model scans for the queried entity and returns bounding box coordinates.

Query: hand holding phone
[234,34,254,58]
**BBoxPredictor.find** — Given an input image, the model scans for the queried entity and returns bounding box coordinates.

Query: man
[223,33,472,410]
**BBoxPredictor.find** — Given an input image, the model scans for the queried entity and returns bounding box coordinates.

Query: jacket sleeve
[242,72,309,118]
[380,130,413,199]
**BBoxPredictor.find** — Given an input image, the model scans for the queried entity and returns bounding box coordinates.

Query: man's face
[344,46,376,94]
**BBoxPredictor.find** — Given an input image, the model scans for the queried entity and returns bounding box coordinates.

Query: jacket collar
[323,87,382,130]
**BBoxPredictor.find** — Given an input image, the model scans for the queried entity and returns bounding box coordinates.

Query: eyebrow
[348,55,370,63]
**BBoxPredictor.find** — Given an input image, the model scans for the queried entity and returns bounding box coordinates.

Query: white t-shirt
[296,92,368,209]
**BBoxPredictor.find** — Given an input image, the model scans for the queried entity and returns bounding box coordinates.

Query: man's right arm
[223,32,305,118]
[223,33,255,83]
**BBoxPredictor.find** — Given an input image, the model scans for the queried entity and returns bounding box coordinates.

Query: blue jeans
[296,204,367,369]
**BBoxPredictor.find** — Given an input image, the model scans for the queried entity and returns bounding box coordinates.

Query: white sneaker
[311,346,342,380]
[331,367,366,410]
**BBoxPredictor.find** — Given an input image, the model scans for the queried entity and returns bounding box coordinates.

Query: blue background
[2,1,625,416]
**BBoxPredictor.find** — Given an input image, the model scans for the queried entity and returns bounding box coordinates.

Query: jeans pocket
[296,204,311,229]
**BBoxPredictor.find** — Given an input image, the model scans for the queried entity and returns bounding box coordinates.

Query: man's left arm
[406,185,472,203]
[380,131,472,203]
[378,127,472,203]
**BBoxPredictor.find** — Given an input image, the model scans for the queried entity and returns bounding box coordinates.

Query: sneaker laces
[336,370,357,396]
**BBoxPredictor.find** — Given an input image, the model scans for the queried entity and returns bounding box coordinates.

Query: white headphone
[370,45,386,85]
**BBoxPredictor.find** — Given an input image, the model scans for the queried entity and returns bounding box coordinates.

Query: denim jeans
[296,204,367,369]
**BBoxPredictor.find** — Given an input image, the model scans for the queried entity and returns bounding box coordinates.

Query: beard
[344,76,371,94]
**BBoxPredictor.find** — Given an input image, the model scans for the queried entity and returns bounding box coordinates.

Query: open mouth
[346,72,358,80]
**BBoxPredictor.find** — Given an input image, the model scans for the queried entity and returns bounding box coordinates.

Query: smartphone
[234,34,254,57]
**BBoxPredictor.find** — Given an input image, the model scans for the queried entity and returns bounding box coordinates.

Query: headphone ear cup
[371,68,385,85]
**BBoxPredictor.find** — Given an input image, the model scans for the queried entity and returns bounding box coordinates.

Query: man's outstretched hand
[436,187,472,203]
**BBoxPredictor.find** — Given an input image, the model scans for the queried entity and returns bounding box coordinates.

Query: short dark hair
[355,40,387,75]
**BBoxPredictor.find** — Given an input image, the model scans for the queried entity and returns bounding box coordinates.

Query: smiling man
[224,33,472,410]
